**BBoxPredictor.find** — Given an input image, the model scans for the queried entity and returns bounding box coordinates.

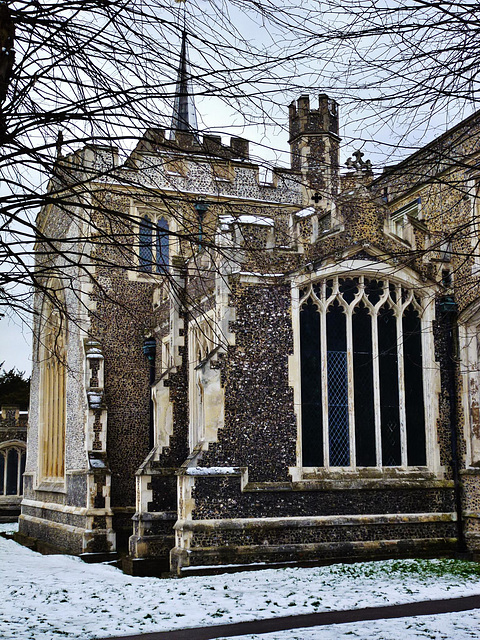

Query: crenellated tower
[289,93,340,208]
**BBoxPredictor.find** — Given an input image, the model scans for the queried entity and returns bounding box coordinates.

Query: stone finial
[55,130,64,158]
[345,150,372,176]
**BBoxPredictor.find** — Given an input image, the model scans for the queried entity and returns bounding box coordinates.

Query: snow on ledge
[219,214,274,226]
[185,466,240,476]
[238,271,285,278]
[295,206,315,218]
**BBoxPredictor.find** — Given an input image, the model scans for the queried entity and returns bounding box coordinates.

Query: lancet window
[139,215,170,273]
[299,276,427,468]
[0,445,26,496]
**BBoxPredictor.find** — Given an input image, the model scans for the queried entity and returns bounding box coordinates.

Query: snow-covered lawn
[2,521,480,640]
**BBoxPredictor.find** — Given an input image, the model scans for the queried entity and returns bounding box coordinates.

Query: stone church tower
[16,34,480,574]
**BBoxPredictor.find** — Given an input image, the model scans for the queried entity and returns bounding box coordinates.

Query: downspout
[142,337,156,450]
[439,295,467,554]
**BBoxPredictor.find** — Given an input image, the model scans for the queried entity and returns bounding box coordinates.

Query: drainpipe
[142,337,156,450]
[439,295,467,554]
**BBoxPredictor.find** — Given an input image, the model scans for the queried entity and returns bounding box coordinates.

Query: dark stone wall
[18,516,84,555]
[189,521,456,550]
[66,474,87,508]
[191,475,454,520]
[201,283,297,482]
[149,474,177,512]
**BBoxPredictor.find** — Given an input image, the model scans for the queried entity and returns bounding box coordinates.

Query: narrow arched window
[353,303,375,466]
[403,304,426,465]
[327,300,349,466]
[156,217,169,273]
[139,215,153,272]
[6,448,18,495]
[300,298,322,466]
[299,276,427,469]
[0,446,26,496]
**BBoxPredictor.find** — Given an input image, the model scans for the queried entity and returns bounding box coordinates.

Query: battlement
[288,93,339,143]
[288,93,340,199]
[134,128,250,160]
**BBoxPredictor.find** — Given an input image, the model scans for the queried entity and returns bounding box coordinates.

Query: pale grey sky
[0,314,32,375]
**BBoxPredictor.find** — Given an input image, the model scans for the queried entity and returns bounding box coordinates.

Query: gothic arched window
[299,276,426,468]
[139,213,170,273]
[156,217,169,273]
[139,215,154,272]
[0,445,26,496]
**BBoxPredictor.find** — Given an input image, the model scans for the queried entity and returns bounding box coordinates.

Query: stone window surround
[289,260,441,481]
[0,442,26,497]
[188,310,215,451]
[386,197,421,245]
[38,294,67,486]
[129,204,178,282]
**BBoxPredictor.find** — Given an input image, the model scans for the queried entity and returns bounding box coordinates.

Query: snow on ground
[2,521,480,640]
[227,611,480,640]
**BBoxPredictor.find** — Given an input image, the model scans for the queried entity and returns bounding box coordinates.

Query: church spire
[170,30,199,139]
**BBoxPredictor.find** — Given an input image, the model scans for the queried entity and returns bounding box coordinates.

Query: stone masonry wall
[200,283,297,483]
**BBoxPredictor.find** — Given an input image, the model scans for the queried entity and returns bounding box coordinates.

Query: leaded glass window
[299,276,426,468]
[156,217,169,273]
[139,215,153,272]
[139,214,170,273]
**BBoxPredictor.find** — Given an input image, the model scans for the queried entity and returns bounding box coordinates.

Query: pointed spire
[170,30,199,140]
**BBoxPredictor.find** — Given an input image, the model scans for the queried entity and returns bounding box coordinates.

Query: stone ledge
[21,498,112,517]
[132,511,177,522]
[246,477,453,492]
[175,512,457,532]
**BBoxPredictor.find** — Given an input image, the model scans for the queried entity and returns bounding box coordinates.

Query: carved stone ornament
[345,149,372,175]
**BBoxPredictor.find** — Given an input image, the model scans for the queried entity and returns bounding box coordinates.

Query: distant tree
[0,365,30,410]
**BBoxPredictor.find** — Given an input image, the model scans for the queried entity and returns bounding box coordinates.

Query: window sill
[127,269,168,283]
[0,495,23,503]
[384,228,412,247]
[243,476,452,493]
[300,466,433,478]
[286,466,445,490]
[36,480,66,493]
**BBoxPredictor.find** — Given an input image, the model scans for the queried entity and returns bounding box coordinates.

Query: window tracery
[299,275,427,468]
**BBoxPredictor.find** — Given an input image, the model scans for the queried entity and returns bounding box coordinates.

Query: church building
[16,34,480,575]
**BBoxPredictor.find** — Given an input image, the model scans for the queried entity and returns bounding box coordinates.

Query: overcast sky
[0,314,32,375]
